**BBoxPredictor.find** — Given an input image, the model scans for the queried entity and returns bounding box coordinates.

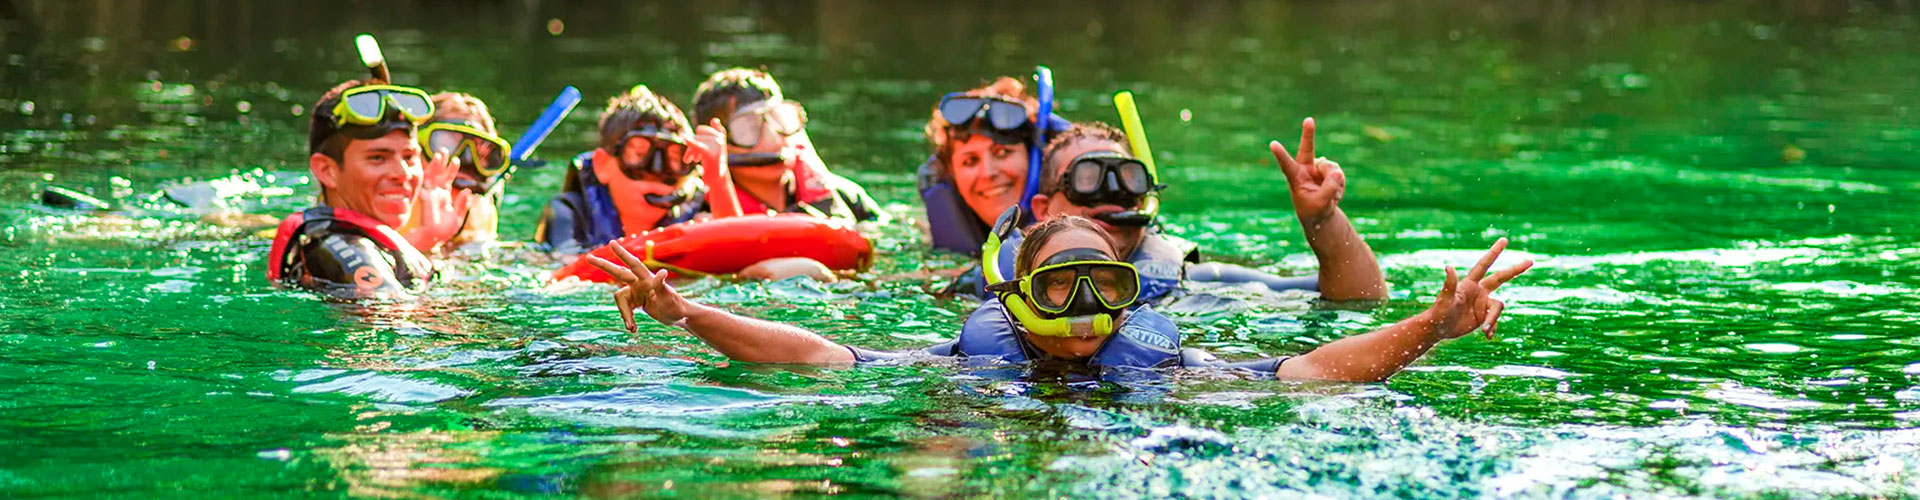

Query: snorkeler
[265,79,435,298]
[951,119,1387,303]
[535,86,707,254]
[917,75,1070,255]
[586,214,1531,380]
[401,92,511,254]
[689,68,884,222]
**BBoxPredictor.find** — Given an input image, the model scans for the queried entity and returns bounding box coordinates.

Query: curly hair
[597,85,692,151]
[430,92,497,135]
[692,68,784,126]
[924,76,1039,181]
[1037,121,1132,194]
[1014,215,1120,276]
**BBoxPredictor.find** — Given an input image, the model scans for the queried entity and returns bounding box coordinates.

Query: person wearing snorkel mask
[951,120,1389,304]
[689,68,883,222]
[266,80,435,298]
[917,76,1070,255]
[535,86,707,254]
[583,214,1532,380]
[401,92,510,254]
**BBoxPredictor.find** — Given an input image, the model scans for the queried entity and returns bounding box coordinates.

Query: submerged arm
[1277,308,1441,382]
[670,302,855,364]
[587,244,854,364]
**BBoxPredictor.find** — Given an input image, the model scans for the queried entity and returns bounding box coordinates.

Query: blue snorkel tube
[1019,66,1055,224]
[512,86,583,165]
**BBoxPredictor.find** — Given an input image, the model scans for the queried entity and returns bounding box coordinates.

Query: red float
[551,213,873,283]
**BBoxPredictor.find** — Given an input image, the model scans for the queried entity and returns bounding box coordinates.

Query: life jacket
[534,151,703,252]
[955,297,1181,369]
[980,230,1198,303]
[917,155,990,256]
[266,206,432,292]
[732,143,838,216]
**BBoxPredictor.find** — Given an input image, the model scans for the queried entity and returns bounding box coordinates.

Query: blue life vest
[917,156,990,256]
[955,297,1181,369]
[974,230,1196,303]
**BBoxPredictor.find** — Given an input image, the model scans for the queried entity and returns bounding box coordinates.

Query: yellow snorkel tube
[980,207,1119,338]
[1098,91,1162,226]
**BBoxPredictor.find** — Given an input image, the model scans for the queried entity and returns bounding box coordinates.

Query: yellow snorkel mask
[981,207,1142,337]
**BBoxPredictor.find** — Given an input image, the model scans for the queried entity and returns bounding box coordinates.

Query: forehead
[1034,227,1115,260]
[346,130,420,152]
[1050,138,1127,170]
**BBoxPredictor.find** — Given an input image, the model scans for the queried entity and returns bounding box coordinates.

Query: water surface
[2,1,1918,498]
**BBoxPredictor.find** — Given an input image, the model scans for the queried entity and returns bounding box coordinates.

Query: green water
[4,1,1919,498]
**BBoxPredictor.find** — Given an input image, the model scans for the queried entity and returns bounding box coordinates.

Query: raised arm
[586,243,854,364]
[1278,238,1533,382]
[1272,118,1387,301]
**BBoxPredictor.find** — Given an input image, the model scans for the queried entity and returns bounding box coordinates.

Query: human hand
[585,243,697,333]
[688,118,728,170]
[1428,238,1534,340]
[1270,118,1345,226]
[403,149,472,252]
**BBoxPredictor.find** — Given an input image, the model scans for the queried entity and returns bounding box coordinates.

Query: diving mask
[726,98,805,149]
[330,84,434,128]
[1059,151,1158,208]
[939,94,1032,145]
[612,127,694,180]
[421,121,513,193]
[980,207,1139,338]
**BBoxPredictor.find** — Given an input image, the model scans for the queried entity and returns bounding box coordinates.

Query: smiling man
[266,79,436,298]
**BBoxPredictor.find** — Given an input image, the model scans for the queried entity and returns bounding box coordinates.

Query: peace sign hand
[1429,238,1534,341]
[1270,117,1346,226]
[585,243,695,334]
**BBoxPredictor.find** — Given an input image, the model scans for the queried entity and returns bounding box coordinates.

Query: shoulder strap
[265,211,308,281]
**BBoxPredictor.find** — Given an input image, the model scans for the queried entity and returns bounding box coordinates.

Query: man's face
[317,130,424,228]
[1030,139,1147,257]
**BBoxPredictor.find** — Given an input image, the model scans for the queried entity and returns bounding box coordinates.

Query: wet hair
[1037,121,1131,194]
[597,85,692,151]
[1014,216,1119,276]
[430,92,498,135]
[924,76,1040,180]
[309,79,368,158]
[692,68,784,126]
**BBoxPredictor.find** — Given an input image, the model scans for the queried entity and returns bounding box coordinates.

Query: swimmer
[953,119,1388,304]
[401,92,510,254]
[535,86,707,254]
[689,68,884,222]
[587,215,1531,380]
[917,76,1069,255]
[266,79,434,297]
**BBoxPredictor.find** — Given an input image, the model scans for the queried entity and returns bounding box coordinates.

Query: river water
[3,1,1918,498]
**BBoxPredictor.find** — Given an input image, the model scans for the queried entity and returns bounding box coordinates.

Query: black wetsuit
[267,206,433,298]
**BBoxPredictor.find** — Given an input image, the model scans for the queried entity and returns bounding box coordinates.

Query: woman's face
[948,134,1029,224]
[1019,227,1120,360]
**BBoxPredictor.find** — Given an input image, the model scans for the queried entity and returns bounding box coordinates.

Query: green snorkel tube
[1096,91,1162,227]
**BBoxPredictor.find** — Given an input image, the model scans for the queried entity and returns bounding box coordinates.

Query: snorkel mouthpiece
[728,152,791,167]
[1094,210,1155,227]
